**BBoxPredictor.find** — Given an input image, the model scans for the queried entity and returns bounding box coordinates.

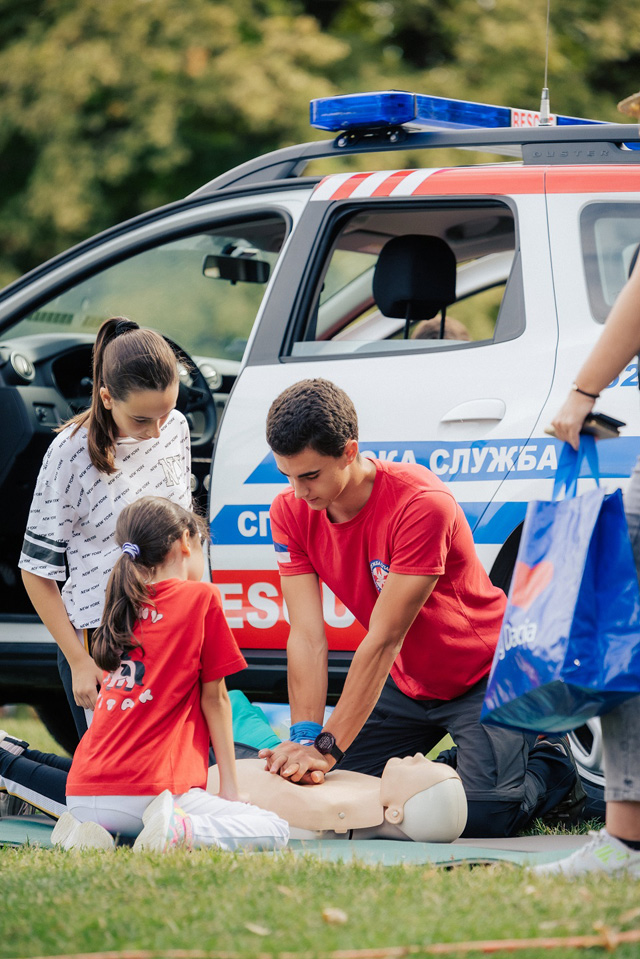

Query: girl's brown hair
[92,496,207,672]
[61,317,180,475]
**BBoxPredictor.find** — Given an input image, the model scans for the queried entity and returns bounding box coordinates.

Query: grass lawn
[3,845,640,959]
[2,709,639,959]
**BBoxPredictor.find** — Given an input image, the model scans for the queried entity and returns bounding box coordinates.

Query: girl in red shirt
[52,496,289,852]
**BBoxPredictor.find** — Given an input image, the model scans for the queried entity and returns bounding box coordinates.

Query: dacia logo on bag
[497,620,538,660]
[495,559,553,660]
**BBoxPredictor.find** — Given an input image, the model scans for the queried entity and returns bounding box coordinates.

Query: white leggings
[67,788,289,850]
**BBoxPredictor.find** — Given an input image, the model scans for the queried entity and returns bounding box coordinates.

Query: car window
[1,215,287,364]
[581,203,640,323]
[288,203,519,358]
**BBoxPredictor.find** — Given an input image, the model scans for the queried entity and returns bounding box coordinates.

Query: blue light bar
[310,91,604,133]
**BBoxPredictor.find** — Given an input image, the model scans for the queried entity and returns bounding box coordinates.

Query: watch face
[315,731,335,754]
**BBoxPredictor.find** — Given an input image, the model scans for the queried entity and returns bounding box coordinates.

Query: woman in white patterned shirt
[19,317,192,742]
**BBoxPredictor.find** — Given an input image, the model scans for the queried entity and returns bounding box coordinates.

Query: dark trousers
[0,744,259,820]
[57,631,95,745]
[341,675,577,838]
[0,747,71,817]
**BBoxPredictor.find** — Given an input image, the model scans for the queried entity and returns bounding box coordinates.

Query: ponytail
[92,552,150,672]
[58,317,180,475]
[92,497,207,671]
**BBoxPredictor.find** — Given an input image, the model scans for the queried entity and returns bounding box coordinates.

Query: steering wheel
[164,337,217,449]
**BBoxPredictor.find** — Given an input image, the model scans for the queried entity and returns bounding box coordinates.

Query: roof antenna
[538,0,552,126]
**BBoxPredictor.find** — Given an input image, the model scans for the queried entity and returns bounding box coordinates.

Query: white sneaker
[133,790,193,853]
[51,811,115,851]
[532,828,640,877]
[51,811,79,847]
[140,790,173,827]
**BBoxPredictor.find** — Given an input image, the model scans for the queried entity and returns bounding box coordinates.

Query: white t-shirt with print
[19,409,192,628]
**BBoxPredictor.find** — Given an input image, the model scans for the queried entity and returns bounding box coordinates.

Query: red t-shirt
[67,579,247,796]
[270,459,506,701]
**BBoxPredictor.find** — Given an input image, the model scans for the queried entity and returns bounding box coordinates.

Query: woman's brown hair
[60,317,180,475]
[92,496,208,672]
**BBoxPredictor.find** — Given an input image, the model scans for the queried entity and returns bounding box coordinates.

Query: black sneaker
[535,734,587,826]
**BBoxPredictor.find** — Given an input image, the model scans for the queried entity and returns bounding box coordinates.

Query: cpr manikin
[208,753,467,842]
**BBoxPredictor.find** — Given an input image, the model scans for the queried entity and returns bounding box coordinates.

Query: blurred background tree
[1,0,638,287]
[0,0,348,286]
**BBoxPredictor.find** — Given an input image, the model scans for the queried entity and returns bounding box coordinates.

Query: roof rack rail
[191,123,640,197]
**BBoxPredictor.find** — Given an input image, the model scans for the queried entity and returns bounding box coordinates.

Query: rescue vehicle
[2,91,640,803]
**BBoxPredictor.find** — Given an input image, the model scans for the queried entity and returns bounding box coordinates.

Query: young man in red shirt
[262,378,584,837]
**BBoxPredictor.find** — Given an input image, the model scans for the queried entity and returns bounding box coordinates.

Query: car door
[0,186,307,725]
[209,166,560,666]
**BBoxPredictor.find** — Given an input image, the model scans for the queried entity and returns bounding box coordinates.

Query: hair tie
[121,542,140,559]
[114,320,139,337]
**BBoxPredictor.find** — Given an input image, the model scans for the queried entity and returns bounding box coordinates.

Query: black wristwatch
[313,730,344,764]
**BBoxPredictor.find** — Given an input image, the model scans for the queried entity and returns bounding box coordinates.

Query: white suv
[1,92,638,806]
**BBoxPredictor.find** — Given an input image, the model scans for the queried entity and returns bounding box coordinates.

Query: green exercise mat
[0,815,54,848]
[286,835,588,867]
[0,816,587,866]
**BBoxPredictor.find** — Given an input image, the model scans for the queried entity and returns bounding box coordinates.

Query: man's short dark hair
[266,379,358,458]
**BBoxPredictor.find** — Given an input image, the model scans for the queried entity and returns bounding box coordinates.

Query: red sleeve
[269,493,315,577]
[200,588,247,683]
[388,490,458,576]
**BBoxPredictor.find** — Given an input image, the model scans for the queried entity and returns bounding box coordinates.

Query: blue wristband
[289,721,323,744]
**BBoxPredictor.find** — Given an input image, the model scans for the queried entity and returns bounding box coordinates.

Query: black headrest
[373,235,457,320]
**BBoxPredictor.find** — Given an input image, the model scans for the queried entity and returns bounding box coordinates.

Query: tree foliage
[0,0,348,285]
[1,0,639,287]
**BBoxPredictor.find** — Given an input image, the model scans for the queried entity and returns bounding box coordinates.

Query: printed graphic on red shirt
[104,658,146,690]
[99,656,152,714]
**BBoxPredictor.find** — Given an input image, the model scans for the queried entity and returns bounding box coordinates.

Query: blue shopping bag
[481,436,640,733]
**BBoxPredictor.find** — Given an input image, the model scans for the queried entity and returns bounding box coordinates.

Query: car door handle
[440,399,506,423]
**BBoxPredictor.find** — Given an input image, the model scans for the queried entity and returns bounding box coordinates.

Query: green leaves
[0,0,347,285]
[1,0,638,288]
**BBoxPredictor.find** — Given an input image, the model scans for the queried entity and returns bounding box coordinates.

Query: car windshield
[1,217,286,364]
